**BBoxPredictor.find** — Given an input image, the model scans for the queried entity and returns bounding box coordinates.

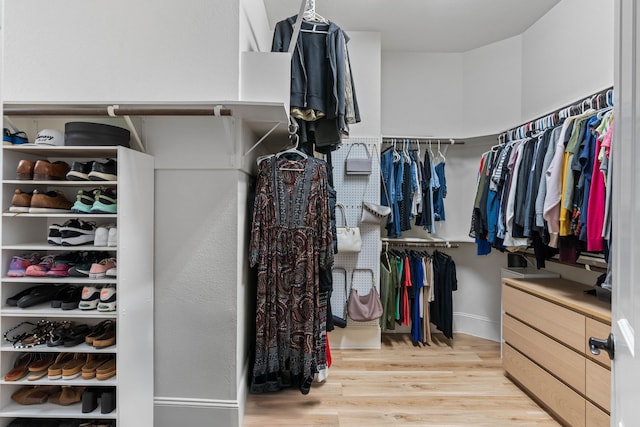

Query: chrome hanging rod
[501,85,613,141]
[381,137,464,145]
[381,238,459,249]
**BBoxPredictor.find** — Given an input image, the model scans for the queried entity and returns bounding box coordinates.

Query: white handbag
[335,203,362,253]
[360,201,392,225]
[359,144,392,225]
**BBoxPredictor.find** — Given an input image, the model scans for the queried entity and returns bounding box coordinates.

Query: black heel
[100,389,116,414]
[81,388,98,413]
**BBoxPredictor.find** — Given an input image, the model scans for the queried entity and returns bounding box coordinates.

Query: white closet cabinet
[0,145,154,426]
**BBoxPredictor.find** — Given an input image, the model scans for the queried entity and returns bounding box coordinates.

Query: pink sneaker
[89,258,117,279]
[24,255,55,277]
[6,253,41,277]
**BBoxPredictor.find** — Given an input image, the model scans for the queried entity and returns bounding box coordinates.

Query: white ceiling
[263,0,561,52]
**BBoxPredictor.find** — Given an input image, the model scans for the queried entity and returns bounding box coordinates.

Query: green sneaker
[90,188,117,214]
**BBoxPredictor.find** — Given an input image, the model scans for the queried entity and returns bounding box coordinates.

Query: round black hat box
[64,122,130,147]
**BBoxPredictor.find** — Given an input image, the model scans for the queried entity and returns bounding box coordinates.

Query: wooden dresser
[501,277,611,427]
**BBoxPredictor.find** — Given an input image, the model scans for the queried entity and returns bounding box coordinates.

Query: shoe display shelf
[0,145,154,427]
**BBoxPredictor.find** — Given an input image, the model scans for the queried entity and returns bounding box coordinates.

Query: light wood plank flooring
[243,333,560,426]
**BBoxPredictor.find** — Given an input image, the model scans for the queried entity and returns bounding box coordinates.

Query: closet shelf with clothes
[380,242,458,346]
[380,138,449,238]
[470,88,614,276]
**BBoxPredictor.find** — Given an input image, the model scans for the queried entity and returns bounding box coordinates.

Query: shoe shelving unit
[0,145,154,426]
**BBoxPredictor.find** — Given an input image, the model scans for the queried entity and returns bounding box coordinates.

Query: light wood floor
[243,333,561,427]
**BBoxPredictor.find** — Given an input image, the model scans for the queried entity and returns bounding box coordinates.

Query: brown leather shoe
[29,190,73,213]
[9,189,33,212]
[16,159,35,179]
[33,160,70,181]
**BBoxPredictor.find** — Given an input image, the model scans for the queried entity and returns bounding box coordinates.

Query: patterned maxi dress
[249,156,334,393]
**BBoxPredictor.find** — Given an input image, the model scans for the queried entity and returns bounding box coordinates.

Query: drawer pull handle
[589,333,615,360]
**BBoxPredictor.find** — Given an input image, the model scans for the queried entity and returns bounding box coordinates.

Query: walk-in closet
[2,0,638,426]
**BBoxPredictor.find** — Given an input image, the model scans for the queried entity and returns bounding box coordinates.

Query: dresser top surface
[502,277,611,324]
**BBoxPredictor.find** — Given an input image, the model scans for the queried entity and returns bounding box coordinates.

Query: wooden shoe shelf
[0,145,154,426]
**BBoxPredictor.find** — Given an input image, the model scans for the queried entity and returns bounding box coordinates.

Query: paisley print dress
[249,156,333,392]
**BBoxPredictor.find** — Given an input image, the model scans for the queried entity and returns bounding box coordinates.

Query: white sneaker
[94,225,109,247]
[79,285,101,310]
[98,285,117,312]
[107,225,117,247]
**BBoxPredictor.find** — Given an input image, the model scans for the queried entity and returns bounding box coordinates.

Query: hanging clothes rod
[381,238,459,249]
[3,105,233,117]
[381,137,464,145]
[501,86,613,140]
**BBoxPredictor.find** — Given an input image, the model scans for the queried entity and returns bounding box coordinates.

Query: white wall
[462,36,522,137]
[3,0,240,103]
[521,0,614,120]
[240,0,272,53]
[382,51,464,137]
[348,32,382,137]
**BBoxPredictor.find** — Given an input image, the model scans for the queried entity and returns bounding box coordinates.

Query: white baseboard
[453,312,501,342]
[154,397,239,409]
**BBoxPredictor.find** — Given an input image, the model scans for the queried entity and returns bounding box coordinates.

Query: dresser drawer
[585,317,612,368]
[503,284,586,352]
[503,313,586,393]
[586,401,609,427]
[586,359,610,412]
[504,343,586,427]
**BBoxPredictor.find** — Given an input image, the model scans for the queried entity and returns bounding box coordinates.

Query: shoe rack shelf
[0,145,154,426]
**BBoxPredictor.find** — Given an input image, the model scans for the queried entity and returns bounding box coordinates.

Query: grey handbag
[347,268,383,322]
[344,142,372,175]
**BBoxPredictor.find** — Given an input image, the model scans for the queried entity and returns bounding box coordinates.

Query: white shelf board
[2,243,116,251]
[0,377,117,387]
[4,180,118,187]
[3,145,119,158]
[0,402,117,418]
[2,213,117,219]
[1,306,117,318]
[2,277,116,284]
[1,343,118,353]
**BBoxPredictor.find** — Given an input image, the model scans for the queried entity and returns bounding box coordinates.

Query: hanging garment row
[380,140,448,238]
[380,247,458,344]
[470,103,614,267]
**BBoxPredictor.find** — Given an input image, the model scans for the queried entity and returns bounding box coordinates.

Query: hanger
[271,118,307,170]
[403,139,411,164]
[436,139,446,163]
[392,139,401,163]
[301,0,329,31]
